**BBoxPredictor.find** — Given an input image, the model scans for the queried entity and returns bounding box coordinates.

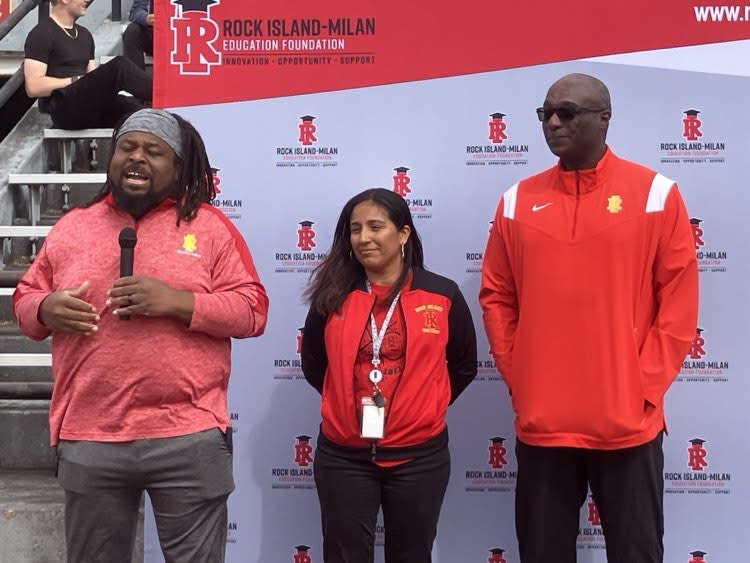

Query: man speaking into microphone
[13,108,269,562]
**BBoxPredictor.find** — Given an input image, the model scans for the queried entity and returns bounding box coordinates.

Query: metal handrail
[0,0,43,43]
[0,67,23,108]
[111,0,121,23]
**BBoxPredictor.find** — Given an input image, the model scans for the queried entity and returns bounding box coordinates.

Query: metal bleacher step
[42,128,113,174]
[8,173,107,185]
[0,353,52,367]
[43,128,113,140]
[0,225,51,238]
[0,398,56,470]
[7,173,106,226]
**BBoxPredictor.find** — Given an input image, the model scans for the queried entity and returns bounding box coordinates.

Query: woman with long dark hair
[302,188,477,562]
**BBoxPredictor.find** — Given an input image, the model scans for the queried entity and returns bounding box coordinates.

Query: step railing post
[38,0,49,23]
[112,0,121,21]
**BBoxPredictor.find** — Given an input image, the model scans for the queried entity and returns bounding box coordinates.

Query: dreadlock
[86,110,216,225]
[169,113,215,224]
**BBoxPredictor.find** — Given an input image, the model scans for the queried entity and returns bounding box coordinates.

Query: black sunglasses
[536,105,607,122]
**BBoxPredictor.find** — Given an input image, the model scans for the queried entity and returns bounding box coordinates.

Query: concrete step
[0,469,66,563]
[0,400,55,470]
[0,382,52,400]
[0,295,18,323]
[0,468,145,562]
[0,368,52,384]
[0,331,50,354]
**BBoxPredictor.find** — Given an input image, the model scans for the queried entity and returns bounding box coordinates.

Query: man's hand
[39,281,99,335]
[107,276,194,325]
[146,13,154,25]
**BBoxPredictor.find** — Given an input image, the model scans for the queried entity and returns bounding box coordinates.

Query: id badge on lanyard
[361,395,385,439]
[360,284,398,440]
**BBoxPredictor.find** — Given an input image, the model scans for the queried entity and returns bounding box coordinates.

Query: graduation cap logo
[170,0,222,76]
[586,495,601,526]
[689,551,707,562]
[293,545,312,563]
[296,221,317,252]
[172,0,218,13]
[688,328,705,360]
[687,438,708,471]
[392,166,412,197]
[488,112,508,144]
[294,434,314,467]
[682,108,703,141]
[488,436,508,469]
[210,166,221,194]
[689,217,704,249]
[298,115,318,146]
[488,548,507,563]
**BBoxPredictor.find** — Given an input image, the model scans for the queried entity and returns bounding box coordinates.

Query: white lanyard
[366,281,400,385]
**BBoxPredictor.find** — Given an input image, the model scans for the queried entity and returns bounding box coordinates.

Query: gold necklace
[49,15,79,39]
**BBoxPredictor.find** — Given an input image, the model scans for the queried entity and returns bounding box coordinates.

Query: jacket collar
[555,145,613,196]
[354,267,423,293]
[104,192,178,218]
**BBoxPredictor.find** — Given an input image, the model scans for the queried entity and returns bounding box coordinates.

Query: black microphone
[118,227,137,320]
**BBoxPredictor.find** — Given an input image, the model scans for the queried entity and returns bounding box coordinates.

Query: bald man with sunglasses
[480,73,698,563]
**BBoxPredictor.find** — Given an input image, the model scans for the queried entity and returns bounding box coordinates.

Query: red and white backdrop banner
[147,1,750,561]
[0,0,12,24]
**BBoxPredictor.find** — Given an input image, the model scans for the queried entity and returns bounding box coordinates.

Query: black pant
[313,443,450,563]
[47,56,151,129]
[515,433,664,563]
[122,22,153,71]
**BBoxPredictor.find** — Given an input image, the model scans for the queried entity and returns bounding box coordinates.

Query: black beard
[111,181,171,218]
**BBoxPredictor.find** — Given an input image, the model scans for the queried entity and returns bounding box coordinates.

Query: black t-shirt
[24,18,94,111]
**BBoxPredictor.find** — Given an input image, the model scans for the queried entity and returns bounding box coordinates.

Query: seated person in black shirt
[123,0,153,71]
[24,0,152,129]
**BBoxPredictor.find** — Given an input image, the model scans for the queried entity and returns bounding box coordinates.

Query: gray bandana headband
[116,109,183,158]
